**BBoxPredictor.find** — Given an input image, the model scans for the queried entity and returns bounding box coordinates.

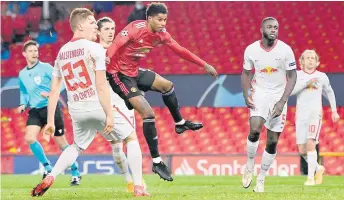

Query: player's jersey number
[61,59,92,91]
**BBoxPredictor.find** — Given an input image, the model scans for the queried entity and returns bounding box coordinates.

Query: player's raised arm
[165,37,218,78]
[241,47,255,109]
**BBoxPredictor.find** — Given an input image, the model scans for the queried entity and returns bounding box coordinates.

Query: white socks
[246,138,259,170]
[302,154,319,172]
[111,143,133,183]
[152,157,162,164]
[175,119,185,125]
[302,155,308,162]
[50,144,80,178]
[126,140,143,186]
[307,151,318,179]
[258,150,276,180]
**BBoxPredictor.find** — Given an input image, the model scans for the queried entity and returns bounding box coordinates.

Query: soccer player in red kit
[106,2,218,181]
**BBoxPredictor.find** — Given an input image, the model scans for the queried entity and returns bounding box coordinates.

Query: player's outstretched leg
[128,95,173,181]
[151,73,203,134]
[254,130,280,193]
[25,126,53,178]
[31,175,55,197]
[242,117,264,189]
[54,136,82,186]
[31,144,81,196]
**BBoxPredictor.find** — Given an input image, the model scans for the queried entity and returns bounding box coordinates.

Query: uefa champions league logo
[30,163,67,175]
[197,75,246,107]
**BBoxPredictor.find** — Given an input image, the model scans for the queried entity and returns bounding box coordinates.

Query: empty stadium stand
[1,2,344,76]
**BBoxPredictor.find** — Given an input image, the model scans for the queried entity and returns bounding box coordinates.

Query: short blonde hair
[299,49,320,69]
[69,8,94,32]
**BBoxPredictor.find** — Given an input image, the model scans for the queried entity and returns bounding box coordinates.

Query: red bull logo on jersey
[306,83,318,90]
[260,66,278,75]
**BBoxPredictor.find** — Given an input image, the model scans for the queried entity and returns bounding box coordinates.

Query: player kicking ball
[241,17,297,192]
[96,16,146,192]
[31,8,149,197]
[291,49,340,186]
[106,2,218,181]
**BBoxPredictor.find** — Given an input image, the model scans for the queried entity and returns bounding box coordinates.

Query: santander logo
[172,156,300,176]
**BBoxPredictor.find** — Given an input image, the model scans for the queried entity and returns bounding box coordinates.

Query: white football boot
[242,166,253,188]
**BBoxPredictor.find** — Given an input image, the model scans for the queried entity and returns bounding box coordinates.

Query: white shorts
[70,107,135,150]
[250,94,287,132]
[296,115,322,145]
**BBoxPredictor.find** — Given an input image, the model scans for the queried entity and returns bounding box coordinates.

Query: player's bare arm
[271,69,297,118]
[241,69,255,109]
[45,75,63,135]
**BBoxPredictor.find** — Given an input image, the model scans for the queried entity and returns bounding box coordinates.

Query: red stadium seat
[2,106,343,154]
[1,16,13,43]
[26,7,42,32]
[1,106,343,174]
[2,2,344,74]
[12,15,27,35]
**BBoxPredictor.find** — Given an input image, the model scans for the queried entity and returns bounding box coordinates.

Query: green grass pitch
[1,175,344,200]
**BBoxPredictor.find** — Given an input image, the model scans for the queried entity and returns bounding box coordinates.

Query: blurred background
[1,1,344,176]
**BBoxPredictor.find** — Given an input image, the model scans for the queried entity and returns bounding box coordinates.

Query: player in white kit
[241,17,297,192]
[291,49,340,186]
[31,8,149,197]
[96,16,146,192]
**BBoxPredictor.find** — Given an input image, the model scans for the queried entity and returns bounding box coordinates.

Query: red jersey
[107,20,207,77]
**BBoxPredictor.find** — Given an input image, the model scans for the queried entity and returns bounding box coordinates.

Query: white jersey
[292,70,337,120]
[243,40,297,97]
[53,38,107,112]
